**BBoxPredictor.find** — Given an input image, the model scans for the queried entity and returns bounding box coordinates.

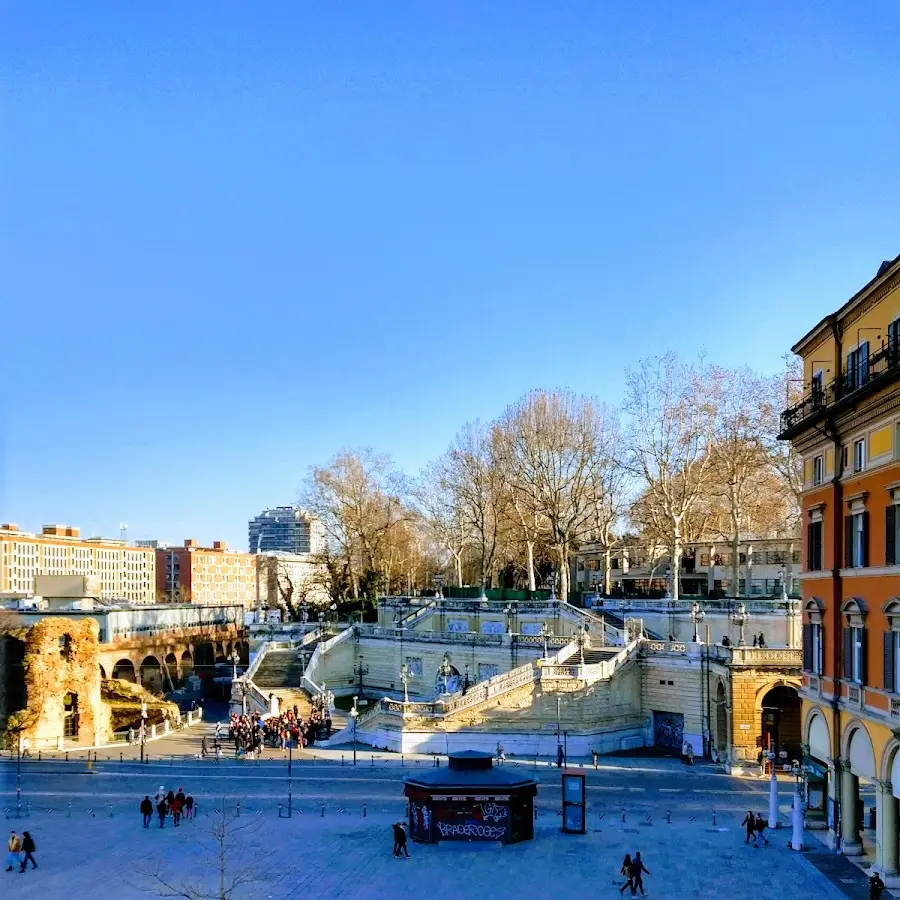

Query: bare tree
[415,457,470,587]
[624,353,717,601]
[498,390,619,600]
[134,805,288,899]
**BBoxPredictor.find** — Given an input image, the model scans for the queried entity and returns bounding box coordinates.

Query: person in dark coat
[618,853,633,895]
[157,799,167,828]
[18,833,36,872]
[392,822,410,858]
[870,871,886,900]
[185,794,194,820]
[140,796,153,828]
[741,809,757,845]
[166,789,175,808]
[628,852,650,896]
[754,812,769,846]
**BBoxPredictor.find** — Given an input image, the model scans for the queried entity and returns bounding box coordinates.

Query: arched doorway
[112,659,137,683]
[164,653,179,689]
[99,664,107,680]
[180,651,194,680]
[63,692,80,738]
[715,681,728,755]
[842,724,877,856]
[759,684,801,761]
[140,656,163,694]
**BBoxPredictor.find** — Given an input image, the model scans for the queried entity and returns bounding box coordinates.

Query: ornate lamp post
[400,662,411,704]
[690,601,706,644]
[353,656,369,693]
[779,565,789,602]
[540,622,550,658]
[139,700,148,764]
[504,603,514,635]
[548,568,558,602]
[767,749,779,829]
[576,621,588,665]
[350,696,358,766]
[438,652,453,695]
[788,759,805,850]
[731,602,750,647]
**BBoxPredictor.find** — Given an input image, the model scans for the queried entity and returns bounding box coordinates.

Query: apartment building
[248,506,325,555]
[0,524,155,604]
[574,537,800,598]
[157,540,258,607]
[779,253,900,874]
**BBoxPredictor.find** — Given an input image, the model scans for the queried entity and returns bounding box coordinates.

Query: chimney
[212,540,226,551]
[184,539,197,548]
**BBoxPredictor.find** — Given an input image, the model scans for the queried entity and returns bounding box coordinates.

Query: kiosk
[403,750,538,844]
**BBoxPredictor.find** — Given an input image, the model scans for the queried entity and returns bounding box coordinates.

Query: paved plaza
[0,727,886,900]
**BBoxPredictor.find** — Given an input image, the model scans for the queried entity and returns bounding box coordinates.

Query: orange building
[780,253,900,875]
[0,523,155,604]
[157,540,258,608]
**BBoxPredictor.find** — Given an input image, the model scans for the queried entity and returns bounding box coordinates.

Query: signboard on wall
[521,623,541,636]
[481,621,504,635]
[447,619,468,633]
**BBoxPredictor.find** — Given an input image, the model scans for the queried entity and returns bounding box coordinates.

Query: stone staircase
[251,650,313,718]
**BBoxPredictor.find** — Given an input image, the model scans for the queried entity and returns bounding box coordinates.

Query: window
[890,319,900,362]
[885,631,900,694]
[811,370,824,407]
[843,625,866,684]
[853,439,865,473]
[844,512,868,568]
[813,455,824,486]
[847,342,869,391]
[807,521,823,571]
[887,504,900,566]
[803,622,823,675]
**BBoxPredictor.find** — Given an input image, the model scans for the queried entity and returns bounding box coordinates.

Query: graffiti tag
[473,802,508,823]
[436,822,506,839]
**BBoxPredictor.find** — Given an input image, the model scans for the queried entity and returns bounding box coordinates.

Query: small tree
[135,804,288,899]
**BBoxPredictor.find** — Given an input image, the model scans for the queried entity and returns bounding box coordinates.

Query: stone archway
[180,650,194,680]
[841,722,877,856]
[112,658,137,683]
[757,680,802,761]
[805,708,831,763]
[164,653,179,689]
[99,664,107,680]
[140,655,163,694]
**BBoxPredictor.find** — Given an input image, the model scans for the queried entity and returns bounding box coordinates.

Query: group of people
[140,786,195,828]
[618,851,650,896]
[5,831,36,874]
[223,702,333,759]
[741,810,770,846]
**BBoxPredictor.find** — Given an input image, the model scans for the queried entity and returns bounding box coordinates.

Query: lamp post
[779,565,789,602]
[504,603,514,635]
[231,648,240,683]
[14,728,23,819]
[350,696,359,766]
[439,652,453,695]
[576,621,587,665]
[548,569,558,603]
[353,656,369,693]
[690,601,706,644]
[767,749,779,829]
[731,602,750,647]
[400,662,411,704]
[140,701,148,764]
[540,622,550,658]
[317,610,325,636]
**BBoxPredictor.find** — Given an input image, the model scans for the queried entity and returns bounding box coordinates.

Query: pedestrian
[18,832,36,872]
[618,853,633,895]
[392,822,404,857]
[871,870,886,900]
[741,810,757,845]
[393,822,410,859]
[557,744,565,768]
[171,795,182,827]
[155,785,166,805]
[628,851,650,896]
[6,831,22,872]
[755,812,769,846]
[140,795,153,828]
[592,749,599,769]
[166,789,175,809]
[496,743,506,764]
[157,798,167,828]
[215,722,221,740]
[185,794,194,820]
[175,787,186,807]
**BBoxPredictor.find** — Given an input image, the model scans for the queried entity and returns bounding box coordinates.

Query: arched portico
[840,722,877,856]
[140,655,163,694]
[112,658,137,683]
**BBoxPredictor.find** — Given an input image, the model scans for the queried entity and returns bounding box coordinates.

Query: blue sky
[2,1,899,549]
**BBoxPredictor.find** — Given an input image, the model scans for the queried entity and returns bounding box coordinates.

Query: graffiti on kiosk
[473,802,508,823]
[436,821,507,839]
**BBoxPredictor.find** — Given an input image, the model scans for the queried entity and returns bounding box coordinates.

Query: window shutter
[885,631,895,693]
[845,517,853,568]
[888,506,897,566]
[803,624,813,672]
[843,627,853,679]
[861,628,868,685]
[807,523,814,570]
[862,512,870,568]
[818,625,824,674]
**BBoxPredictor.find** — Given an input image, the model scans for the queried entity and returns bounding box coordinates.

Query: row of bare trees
[300,353,801,606]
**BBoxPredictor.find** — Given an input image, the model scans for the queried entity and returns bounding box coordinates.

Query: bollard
[107,802,113,818]
[288,792,293,818]
[278,803,283,818]
[534,806,537,820]
[67,802,72,818]
[371,755,375,766]
[120,752,123,763]
[363,803,367,818]
[621,808,626,823]
[667,810,671,824]
[341,755,344,767]
[236,801,241,818]
[712,810,717,826]
[38,751,41,762]
[320,803,325,818]
[65,752,69,762]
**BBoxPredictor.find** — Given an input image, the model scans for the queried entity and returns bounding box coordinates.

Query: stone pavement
[0,755,889,899]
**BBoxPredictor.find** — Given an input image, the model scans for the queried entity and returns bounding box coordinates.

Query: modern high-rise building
[0,523,156,604]
[248,507,324,555]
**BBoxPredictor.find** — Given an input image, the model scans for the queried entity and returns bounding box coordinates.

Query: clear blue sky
[2,1,899,549]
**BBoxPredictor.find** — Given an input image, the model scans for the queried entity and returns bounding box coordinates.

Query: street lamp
[438,652,453,695]
[353,656,370,693]
[231,648,240,683]
[317,610,325,635]
[140,701,148,764]
[504,603,514,635]
[548,569,558,602]
[350,696,359,766]
[731,602,750,647]
[690,601,706,644]
[779,565,789,602]
[576,621,588,665]
[540,622,550,658]
[400,662,411,704]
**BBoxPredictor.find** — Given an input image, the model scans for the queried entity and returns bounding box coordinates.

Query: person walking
[171,795,182,827]
[870,870,886,900]
[755,812,769,847]
[557,744,565,768]
[185,794,194,821]
[6,832,22,872]
[18,832,36,872]
[618,853,634,895]
[741,810,757,845]
[392,822,410,858]
[628,852,650,896]
[156,798,167,828]
[155,785,166,806]
[140,795,153,828]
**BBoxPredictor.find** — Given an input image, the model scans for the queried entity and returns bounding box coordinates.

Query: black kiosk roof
[404,751,537,793]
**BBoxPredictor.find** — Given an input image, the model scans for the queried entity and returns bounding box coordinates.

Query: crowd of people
[221,700,333,760]
[139,786,195,828]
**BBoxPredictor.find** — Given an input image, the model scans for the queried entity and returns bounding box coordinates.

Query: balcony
[779,342,900,438]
